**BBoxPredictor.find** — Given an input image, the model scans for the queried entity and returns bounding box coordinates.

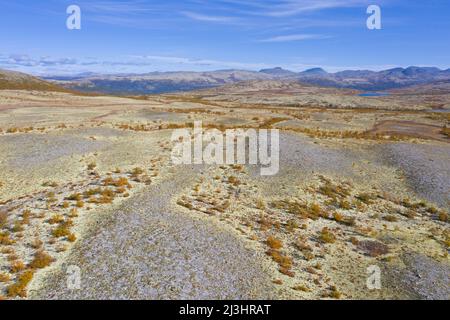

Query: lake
[358,92,390,97]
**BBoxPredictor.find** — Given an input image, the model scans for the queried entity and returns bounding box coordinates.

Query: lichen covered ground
[0,90,448,300]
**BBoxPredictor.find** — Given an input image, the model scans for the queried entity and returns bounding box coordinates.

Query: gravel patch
[378,142,450,208]
[247,132,365,185]
[385,253,450,300]
[0,133,108,168]
[29,167,274,300]
[137,110,188,122]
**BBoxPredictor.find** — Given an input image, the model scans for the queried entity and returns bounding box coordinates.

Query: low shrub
[28,251,54,269]
[0,232,13,245]
[11,221,24,233]
[69,208,78,218]
[67,193,83,201]
[52,221,72,238]
[30,238,43,249]
[67,233,77,242]
[10,260,26,273]
[0,211,8,228]
[0,273,10,283]
[75,200,84,208]
[48,214,64,225]
[266,236,283,250]
[319,228,336,244]
[339,200,352,210]
[383,215,398,222]
[438,211,448,222]
[6,270,34,298]
[131,167,144,176]
[357,193,375,205]
[293,285,310,292]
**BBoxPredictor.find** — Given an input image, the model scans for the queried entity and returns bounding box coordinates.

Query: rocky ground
[0,90,448,300]
[28,165,275,300]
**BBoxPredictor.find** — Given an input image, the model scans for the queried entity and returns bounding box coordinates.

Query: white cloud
[259,34,330,42]
[243,0,372,17]
[181,11,237,23]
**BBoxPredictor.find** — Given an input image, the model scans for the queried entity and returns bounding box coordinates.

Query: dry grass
[48,214,64,225]
[22,210,32,225]
[319,181,351,199]
[339,200,352,210]
[267,249,294,275]
[52,220,73,238]
[131,167,144,176]
[0,273,10,283]
[30,238,43,249]
[67,193,83,201]
[104,177,131,188]
[285,126,409,142]
[87,162,97,170]
[67,233,77,242]
[266,236,283,250]
[383,215,398,222]
[42,181,58,188]
[28,251,54,269]
[271,200,319,220]
[357,240,389,257]
[356,193,377,205]
[273,279,283,285]
[228,176,240,187]
[438,211,448,222]
[322,285,341,299]
[319,227,336,244]
[293,284,310,292]
[0,232,14,245]
[0,211,8,228]
[6,270,34,298]
[75,200,84,208]
[69,208,79,218]
[10,260,26,273]
[11,221,24,233]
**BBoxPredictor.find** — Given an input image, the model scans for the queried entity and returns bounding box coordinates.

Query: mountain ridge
[3,66,450,95]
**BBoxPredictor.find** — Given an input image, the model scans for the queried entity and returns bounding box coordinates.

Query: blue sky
[0,0,449,75]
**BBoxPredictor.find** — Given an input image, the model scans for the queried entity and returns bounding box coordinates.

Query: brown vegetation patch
[357,240,389,257]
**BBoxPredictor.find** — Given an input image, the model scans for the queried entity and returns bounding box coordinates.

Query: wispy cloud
[0,53,272,75]
[2,52,439,76]
[81,1,158,14]
[259,34,330,42]
[210,0,373,17]
[68,0,373,28]
[260,0,372,17]
[181,11,237,23]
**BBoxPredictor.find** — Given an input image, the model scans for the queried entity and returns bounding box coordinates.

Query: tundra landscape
[1,0,450,304]
[0,67,448,300]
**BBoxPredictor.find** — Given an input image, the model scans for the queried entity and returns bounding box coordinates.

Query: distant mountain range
[2,66,450,95]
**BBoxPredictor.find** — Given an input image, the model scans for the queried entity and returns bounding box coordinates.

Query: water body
[358,92,390,97]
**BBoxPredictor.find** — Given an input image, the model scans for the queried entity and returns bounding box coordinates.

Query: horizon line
[2,65,450,78]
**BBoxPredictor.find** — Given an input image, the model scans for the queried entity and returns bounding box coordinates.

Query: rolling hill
[0,69,68,92]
